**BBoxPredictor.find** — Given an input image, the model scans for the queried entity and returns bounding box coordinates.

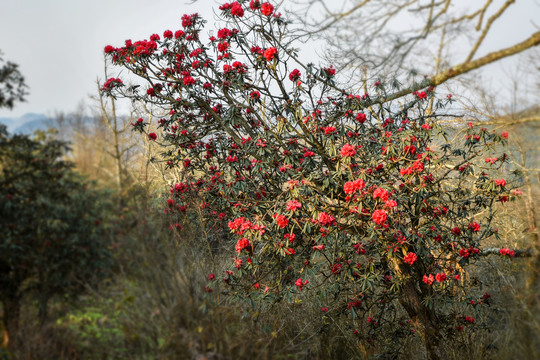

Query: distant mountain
[0,113,50,134]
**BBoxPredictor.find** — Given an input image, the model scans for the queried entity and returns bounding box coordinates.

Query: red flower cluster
[295,278,308,290]
[260,2,274,16]
[435,273,446,282]
[235,238,251,253]
[372,209,387,225]
[275,214,289,228]
[403,252,417,265]
[324,66,336,76]
[459,247,480,259]
[340,144,356,157]
[289,69,301,81]
[355,113,367,123]
[220,2,245,17]
[423,274,434,285]
[264,47,277,61]
[373,187,389,201]
[468,222,480,232]
[228,217,256,235]
[499,248,515,257]
[344,178,365,194]
[413,91,427,99]
[318,212,336,226]
[286,200,302,212]
[101,77,123,91]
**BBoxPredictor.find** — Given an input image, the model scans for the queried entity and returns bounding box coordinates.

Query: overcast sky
[0,0,217,119]
[1,0,538,121]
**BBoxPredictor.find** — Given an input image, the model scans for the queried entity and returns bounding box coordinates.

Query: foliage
[0,126,113,348]
[0,50,27,109]
[102,2,523,359]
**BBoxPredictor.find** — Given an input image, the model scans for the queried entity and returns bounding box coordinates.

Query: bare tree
[286,0,540,93]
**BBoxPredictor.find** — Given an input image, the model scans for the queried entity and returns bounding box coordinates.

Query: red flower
[104,45,115,54]
[264,47,277,61]
[344,178,365,194]
[414,91,427,99]
[451,227,461,235]
[286,200,302,212]
[495,178,506,187]
[217,41,229,52]
[208,273,216,281]
[435,273,446,282]
[355,113,367,123]
[501,131,508,139]
[312,244,325,251]
[468,222,480,232]
[234,256,243,269]
[260,2,274,16]
[412,161,424,173]
[148,133,157,140]
[322,126,336,135]
[275,214,289,228]
[295,278,308,290]
[340,143,356,157]
[181,13,198,28]
[423,274,434,285]
[183,76,196,86]
[400,167,413,176]
[499,248,515,257]
[175,30,185,39]
[102,77,123,91]
[373,187,389,201]
[285,247,295,255]
[230,2,245,17]
[163,30,173,39]
[217,28,233,39]
[235,238,251,253]
[403,252,417,265]
[318,212,336,226]
[284,233,296,242]
[289,68,301,81]
[324,66,336,76]
[372,209,387,225]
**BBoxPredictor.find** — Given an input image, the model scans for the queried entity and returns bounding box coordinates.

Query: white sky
[1,0,538,120]
[0,0,218,118]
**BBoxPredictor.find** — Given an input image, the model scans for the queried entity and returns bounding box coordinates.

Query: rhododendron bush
[103,2,520,358]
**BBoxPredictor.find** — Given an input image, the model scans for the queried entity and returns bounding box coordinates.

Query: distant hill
[0,113,50,134]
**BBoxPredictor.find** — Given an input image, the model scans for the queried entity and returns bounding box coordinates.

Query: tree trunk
[399,279,445,360]
[2,296,21,352]
[392,259,445,360]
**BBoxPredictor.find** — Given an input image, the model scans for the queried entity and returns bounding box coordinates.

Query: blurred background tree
[0,126,114,351]
[0,50,27,110]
